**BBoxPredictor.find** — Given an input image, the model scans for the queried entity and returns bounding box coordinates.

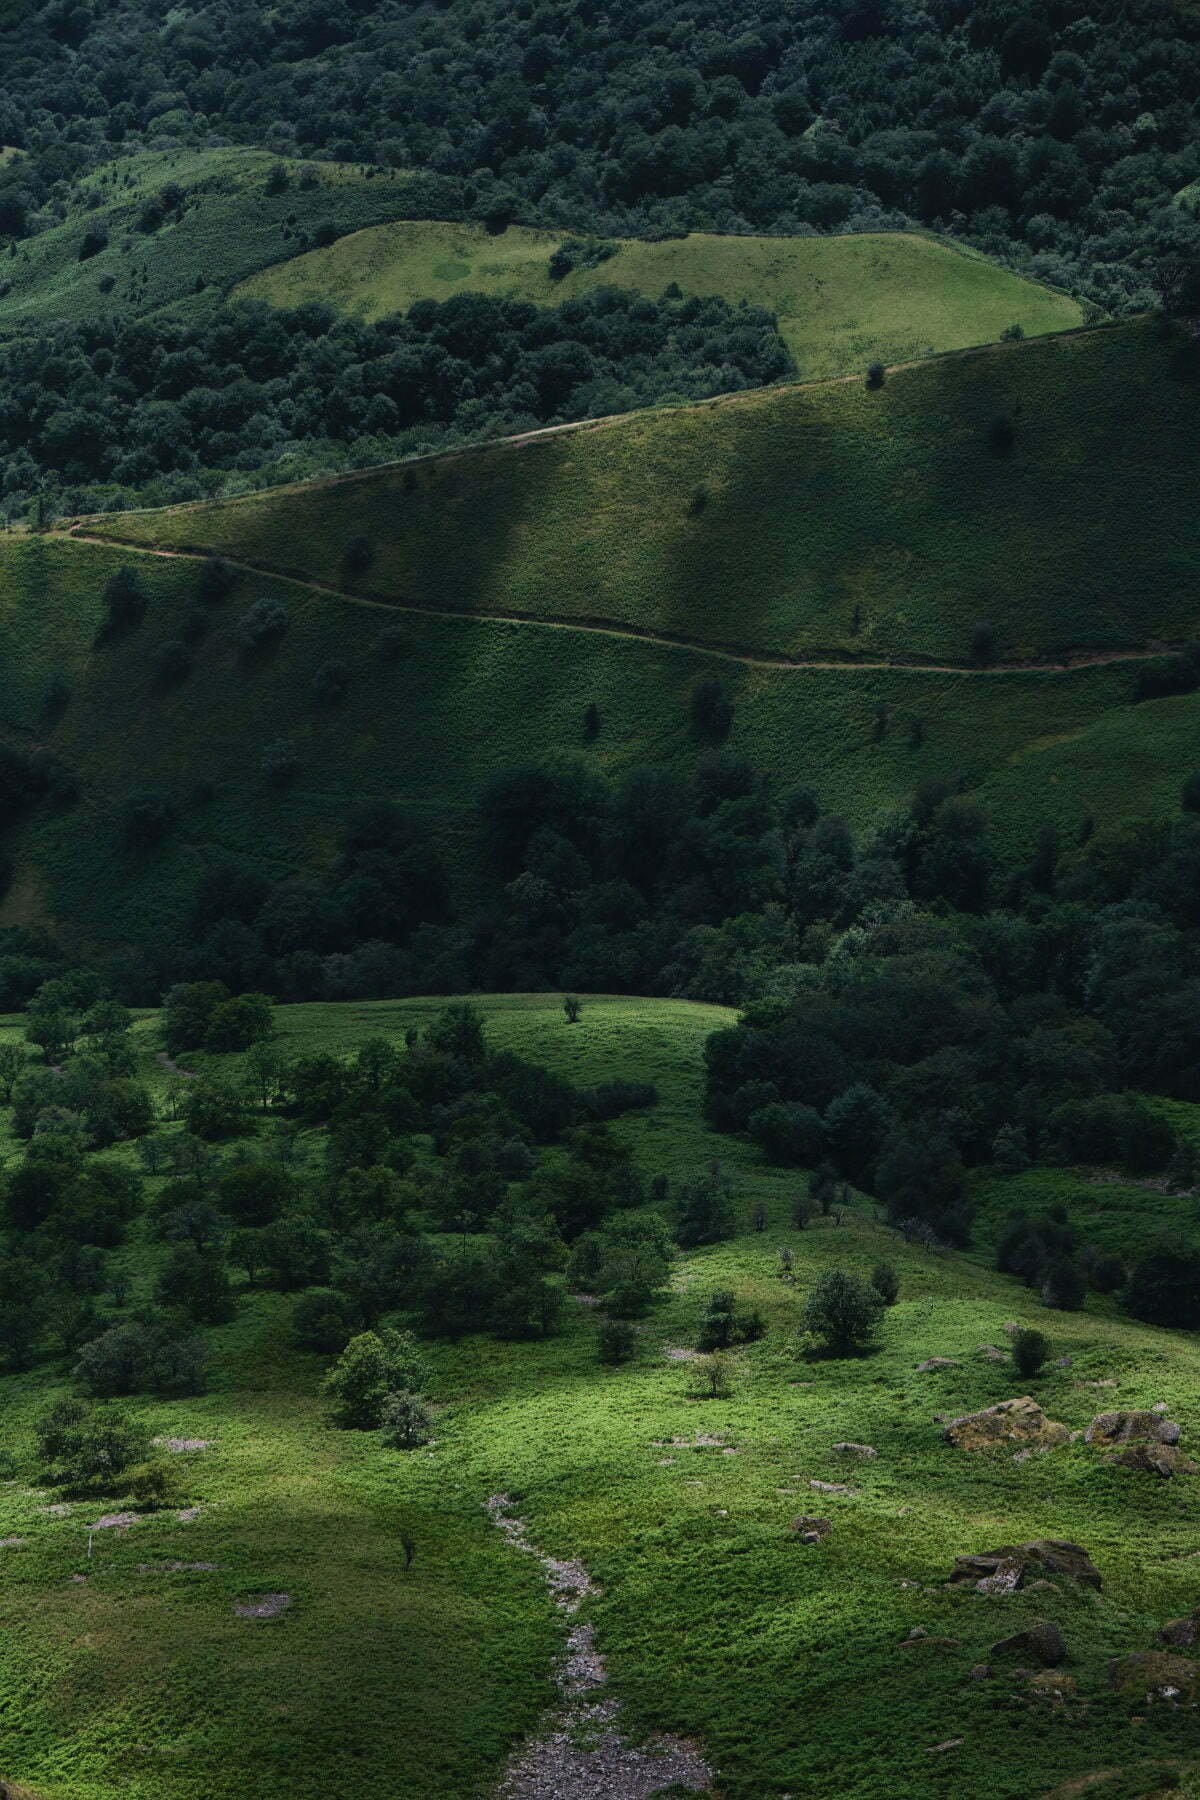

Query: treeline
[0,0,1199,310]
[0,289,790,512]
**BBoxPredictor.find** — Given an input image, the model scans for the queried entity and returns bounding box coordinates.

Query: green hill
[3,993,1200,1800]
[235,220,1086,381]
[0,522,1190,955]
[88,318,1200,667]
[0,149,424,337]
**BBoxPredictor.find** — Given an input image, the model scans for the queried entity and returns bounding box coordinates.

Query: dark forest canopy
[0,0,1199,309]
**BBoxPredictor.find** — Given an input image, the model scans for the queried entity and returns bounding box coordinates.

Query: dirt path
[59,529,1177,679]
[155,1050,195,1079]
[486,1494,712,1800]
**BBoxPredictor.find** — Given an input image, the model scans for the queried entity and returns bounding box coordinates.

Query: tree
[155,1243,236,1323]
[1122,1242,1200,1329]
[992,1123,1030,1174]
[675,1161,736,1246]
[824,1084,892,1182]
[870,1262,899,1306]
[102,567,146,633]
[75,1314,208,1397]
[801,1269,883,1355]
[563,994,581,1024]
[237,597,289,649]
[35,1397,150,1488]
[322,1327,428,1428]
[1011,1327,1049,1378]
[598,1319,635,1364]
[865,361,885,389]
[697,1352,731,1397]
[380,1390,432,1449]
[1041,1256,1086,1312]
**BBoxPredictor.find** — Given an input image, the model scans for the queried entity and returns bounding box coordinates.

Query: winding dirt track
[59,529,1177,678]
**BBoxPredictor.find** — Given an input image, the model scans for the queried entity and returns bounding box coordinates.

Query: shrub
[696,1351,731,1397]
[865,360,885,388]
[102,567,146,632]
[311,658,350,706]
[987,413,1015,455]
[125,1460,183,1509]
[343,534,374,575]
[1088,1253,1126,1296]
[1000,322,1025,341]
[78,222,108,260]
[236,597,289,650]
[380,1390,432,1449]
[598,1318,636,1364]
[696,1288,766,1351]
[198,554,236,604]
[801,1269,883,1355]
[155,1243,235,1323]
[970,620,997,666]
[992,1123,1030,1174]
[155,638,192,683]
[580,1079,657,1120]
[870,1262,899,1306]
[183,1080,246,1142]
[1011,1326,1049,1378]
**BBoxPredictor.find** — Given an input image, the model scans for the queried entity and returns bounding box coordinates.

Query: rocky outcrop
[989,1620,1068,1667]
[832,1442,876,1458]
[1115,1442,1198,1478]
[1085,1409,1181,1447]
[947,1539,1102,1592]
[1109,1650,1200,1701]
[1159,1609,1200,1649]
[943,1397,1070,1452]
[789,1515,832,1545]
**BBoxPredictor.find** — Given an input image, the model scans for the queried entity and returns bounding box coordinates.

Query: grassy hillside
[5,994,1200,1800]
[235,221,1085,380]
[0,149,421,337]
[0,529,1188,953]
[88,318,1200,667]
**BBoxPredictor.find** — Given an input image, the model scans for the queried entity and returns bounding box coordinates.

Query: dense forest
[0,0,1199,313]
[0,287,790,510]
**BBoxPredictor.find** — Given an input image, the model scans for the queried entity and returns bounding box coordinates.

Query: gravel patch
[153,1437,214,1453]
[487,1495,713,1798]
[40,1502,71,1517]
[234,1592,292,1619]
[0,1535,26,1548]
[88,1512,139,1531]
[662,1346,700,1362]
[176,1506,203,1522]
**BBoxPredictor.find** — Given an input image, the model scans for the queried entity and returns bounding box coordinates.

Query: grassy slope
[0,531,1188,952]
[4,996,1200,1800]
[235,220,1085,380]
[0,150,418,337]
[89,318,1200,666]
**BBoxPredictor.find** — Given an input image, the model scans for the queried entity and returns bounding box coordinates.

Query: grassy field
[88,317,1200,667]
[235,220,1085,380]
[4,994,1200,1800]
[0,149,421,337]
[0,528,1191,953]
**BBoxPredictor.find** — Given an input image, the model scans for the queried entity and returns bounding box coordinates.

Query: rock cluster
[943,1397,1070,1452]
[947,1539,1103,1593]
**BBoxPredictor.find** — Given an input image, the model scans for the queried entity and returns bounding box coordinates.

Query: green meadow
[0,527,1192,953]
[4,994,1200,1800]
[235,220,1085,380]
[91,317,1200,667]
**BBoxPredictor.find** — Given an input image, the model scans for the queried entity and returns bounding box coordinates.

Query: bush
[696,1352,731,1398]
[1011,1326,1049,1378]
[581,1079,657,1120]
[198,554,236,604]
[35,1397,149,1487]
[970,620,997,666]
[125,1460,183,1509]
[598,1318,636,1364]
[380,1390,432,1449]
[987,413,1015,455]
[293,1288,361,1353]
[322,1327,428,1428]
[992,1123,1030,1174]
[343,534,374,575]
[311,659,350,706]
[696,1287,766,1351]
[675,1161,736,1246]
[802,1269,883,1355]
[870,1262,899,1306]
[236,597,289,650]
[865,360,885,388]
[102,567,146,632]
[156,638,192,683]
[1122,1242,1200,1329]
[1089,1253,1126,1296]
[1041,1256,1087,1312]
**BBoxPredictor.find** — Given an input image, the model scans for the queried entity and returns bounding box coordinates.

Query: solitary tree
[801,1269,883,1355]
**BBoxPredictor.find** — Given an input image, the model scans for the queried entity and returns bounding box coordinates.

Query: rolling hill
[235,221,1086,381]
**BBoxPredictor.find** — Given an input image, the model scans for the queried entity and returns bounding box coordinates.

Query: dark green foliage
[120,789,178,850]
[865,361,885,389]
[1011,1326,1049,1378]
[322,1327,428,1427]
[695,1287,765,1352]
[597,1318,636,1364]
[6,291,790,513]
[35,1397,149,1488]
[155,1244,236,1324]
[870,1262,899,1307]
[101,567,146,633]
[675,1161,736,1246]
[74,1312,208,1396]
[801,1268,883,1356]
[237,596,289,650]
[1122,1241,1200,1329]
[1041,1256,1087,1312]
[749,1102,824,1168]
[292,1287,361,1353]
